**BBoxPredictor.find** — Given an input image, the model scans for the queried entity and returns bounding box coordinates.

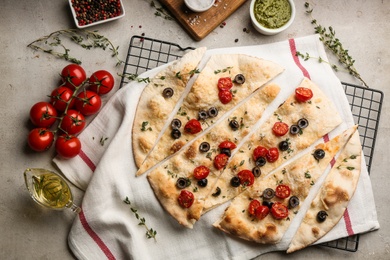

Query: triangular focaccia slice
[147,84,281,228]
[132,47,207,168]
[287,130,362,253]
[137,54,284,175]
[203,78,343,212]
[213,126,358,244]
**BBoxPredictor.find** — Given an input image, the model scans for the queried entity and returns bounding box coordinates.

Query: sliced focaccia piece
[137,54,284,175]
[147,84,281,228]
[213,126,358,244]
[132,47,207,168]
[287,129,362,253]
[203,77,343,213]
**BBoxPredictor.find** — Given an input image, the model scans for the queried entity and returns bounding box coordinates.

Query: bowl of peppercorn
[68,0,125,29]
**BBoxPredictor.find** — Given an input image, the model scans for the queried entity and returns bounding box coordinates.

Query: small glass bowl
[184,0,215,13]
[250,0,296,36]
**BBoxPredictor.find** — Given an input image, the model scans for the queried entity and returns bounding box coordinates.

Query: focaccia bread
[203,77,343,212]
[132,47,207,168]
[213,126,358,244]
[137,54,284,175]
[147,84,281,228]
[287,129,362,253]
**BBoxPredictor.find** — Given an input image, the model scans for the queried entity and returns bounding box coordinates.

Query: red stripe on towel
[343,208,355,236]
[79,209,116,260]
[79,149,96,172]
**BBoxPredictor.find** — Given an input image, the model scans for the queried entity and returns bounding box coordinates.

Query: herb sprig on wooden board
[123,197,157,241]
[27,29,124,66]
[301,2,368,87]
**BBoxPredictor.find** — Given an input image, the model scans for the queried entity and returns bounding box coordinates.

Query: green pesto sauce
[254,0,291,29]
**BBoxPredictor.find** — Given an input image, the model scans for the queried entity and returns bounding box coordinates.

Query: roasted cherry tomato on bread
[295,87,313,102]
[217,77,233,91]
[61,64,86,90]
[248,199,261,215]
[271,202,289,219]
[74,90,102,116]
[193,165,210,180]
[272,122,289,136]
[60,109,86,135]
[88,70,115,95]
[30,102,58,128]
[177,190,194,208]
[266,147,279,163]
[50,86,75,112]
[237,169,255,187]
[55,134,81,159]
[275,184,291,199]
[184,119,202,134]
[248,200,269,220]
[214,153,229,170]
[253,146,268,161]
[218,140,237,150]
[27,128,54,152]
[218,90,233,104]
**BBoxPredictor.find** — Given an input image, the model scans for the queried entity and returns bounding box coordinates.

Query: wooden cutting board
[159,0,248,41]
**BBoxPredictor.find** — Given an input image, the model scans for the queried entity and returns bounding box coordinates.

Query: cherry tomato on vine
[29,102,58,128]
[74,90,102,116]
[88,70,115,95]
[272,122,289,136]
[27,128,54,152]
[55,135,81,159]
[60,109,86,135]
[295,87,313,102]
[61,64,86,90]
[50,86,75,112]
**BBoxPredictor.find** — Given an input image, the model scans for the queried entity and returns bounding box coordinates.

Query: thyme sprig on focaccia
[136,54,284,176]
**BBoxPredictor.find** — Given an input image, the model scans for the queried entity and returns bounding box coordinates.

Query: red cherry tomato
[184,119,202,134]
[237,169,255,187]
[248,199,261,215]
[61,64,87,90]
[74,90,102,116]
[88,70,115,95]
[218,90,233,104]
[266,147,279,163]
[253,146,268,161]
[50,86,75,112]
[60,109,86,135]
[272,122,289,136]
[27,128,54,152]
[275,184,291,199]
[214,153,229,170]
[295,87,313,102]
[217,77,233,91]
[193,165,210,180]
[271,202,289,219]
[254,205,270,220]
[30,102,58,128]
[55,135,81,159]
[218,140,237,150]
[177,190,194,208]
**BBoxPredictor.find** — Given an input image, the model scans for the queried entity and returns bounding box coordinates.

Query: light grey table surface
[1,0,389,259]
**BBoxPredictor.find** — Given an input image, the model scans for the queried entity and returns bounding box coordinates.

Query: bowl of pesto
[250,0,296,35]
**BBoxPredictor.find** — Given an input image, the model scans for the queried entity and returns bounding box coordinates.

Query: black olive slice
[198,110,209,120]
[199,142,210,152]
[162,87,174,98]
[171,118,182,129]
[252,166,262,177]
[197,178,208,187]
[313,149,326,160]
[212,187,221,197]
[220,148,231,157]
[262,200,274,209]
[234,74,246,84]
[289,196,300,208]
[255,156,267,167]
[229,119,240,131]
[230,176,240,187]
[290,124,300,135]
[317,210,328,222]
[176,177,190,189]
[171,129,181,139]
[297,118,309,129]
[279,140,289,151]
[208,107,219,118]
[262,188,275,200]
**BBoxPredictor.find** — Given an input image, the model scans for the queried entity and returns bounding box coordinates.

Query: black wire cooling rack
[120,35,384,252]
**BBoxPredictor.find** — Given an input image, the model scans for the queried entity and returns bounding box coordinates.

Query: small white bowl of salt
[184,0,215,12]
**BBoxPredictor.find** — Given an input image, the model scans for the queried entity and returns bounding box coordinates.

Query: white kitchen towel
[54,34,380,260]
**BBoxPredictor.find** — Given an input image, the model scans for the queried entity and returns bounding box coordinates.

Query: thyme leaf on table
[123,197,157,241]
[27,29,124,66]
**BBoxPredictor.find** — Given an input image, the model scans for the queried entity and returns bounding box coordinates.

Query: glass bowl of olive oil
[24,168,81,213]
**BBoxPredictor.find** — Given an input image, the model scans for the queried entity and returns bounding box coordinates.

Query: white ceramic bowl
[184,0,214,13]
[250,0,295,35]
[68,0,125,29]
